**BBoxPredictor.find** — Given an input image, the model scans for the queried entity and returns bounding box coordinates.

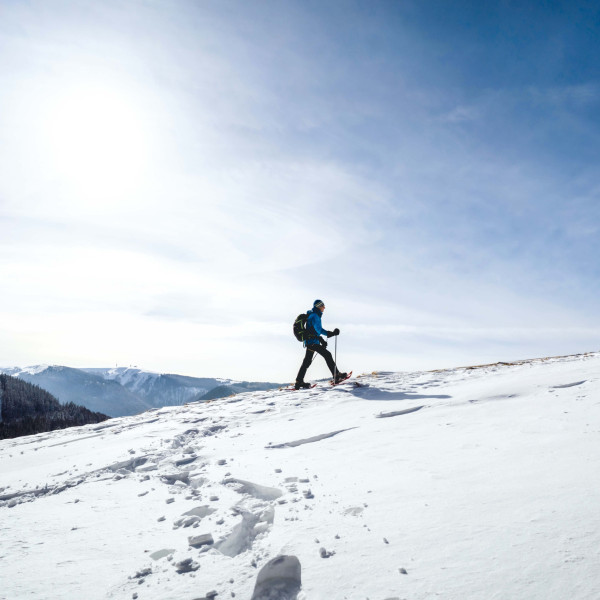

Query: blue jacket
[304,308,331,346]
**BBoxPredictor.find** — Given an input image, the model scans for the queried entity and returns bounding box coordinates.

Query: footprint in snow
[160,472,190,485]
[107,456,149,473]
[224,478,282,501]
[149,548,175,560]
[343,506,364,516]
[250,555,301,600]
[215,505,274,557]
[173,505,216,528]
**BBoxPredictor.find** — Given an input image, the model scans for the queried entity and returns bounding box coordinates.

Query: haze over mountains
[0,366,281,417]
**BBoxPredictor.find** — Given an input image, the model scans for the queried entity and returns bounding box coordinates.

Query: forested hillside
[0,374,109,439]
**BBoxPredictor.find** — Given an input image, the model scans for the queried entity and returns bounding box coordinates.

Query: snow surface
[1,353,600,600]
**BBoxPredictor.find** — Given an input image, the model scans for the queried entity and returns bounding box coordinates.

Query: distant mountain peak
[2,365,51,376]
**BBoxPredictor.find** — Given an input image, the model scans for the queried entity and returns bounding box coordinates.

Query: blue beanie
[313,299,325,309]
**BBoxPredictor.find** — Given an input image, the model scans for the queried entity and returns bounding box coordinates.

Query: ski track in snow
[1,352,600,599]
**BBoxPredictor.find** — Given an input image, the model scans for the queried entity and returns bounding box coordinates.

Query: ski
[330,371,353,386]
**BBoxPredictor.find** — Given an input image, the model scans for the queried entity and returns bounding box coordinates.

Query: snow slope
[1,353,600,600]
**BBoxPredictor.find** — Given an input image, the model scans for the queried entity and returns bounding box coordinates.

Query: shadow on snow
[351,388,451,402]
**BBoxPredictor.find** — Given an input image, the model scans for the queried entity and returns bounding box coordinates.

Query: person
[295,299,347,389]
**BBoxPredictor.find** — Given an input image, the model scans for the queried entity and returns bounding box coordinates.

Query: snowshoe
[331,371,352,386]
[293,381,315,390]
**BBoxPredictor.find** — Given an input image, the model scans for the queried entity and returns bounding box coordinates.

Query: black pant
[296,343,337,383]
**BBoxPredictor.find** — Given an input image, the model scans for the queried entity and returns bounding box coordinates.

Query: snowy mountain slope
[82,368,228,408]
[85,368,282,407]
[1,352,600,600]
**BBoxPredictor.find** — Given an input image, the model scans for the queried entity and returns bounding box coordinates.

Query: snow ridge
[1,364,52,376]
[104,367,160,391]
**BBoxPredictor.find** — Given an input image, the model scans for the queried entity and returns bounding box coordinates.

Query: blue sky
[1,0,599,380]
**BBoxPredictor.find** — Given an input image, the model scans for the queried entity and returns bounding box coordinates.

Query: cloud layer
[1,1,599,379]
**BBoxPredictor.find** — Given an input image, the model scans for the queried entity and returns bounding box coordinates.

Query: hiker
[295,299,347,389]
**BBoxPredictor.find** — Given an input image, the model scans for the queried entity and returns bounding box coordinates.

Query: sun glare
[45,85,150,208]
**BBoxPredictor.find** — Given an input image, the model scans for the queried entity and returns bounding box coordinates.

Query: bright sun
[45,84,150,206]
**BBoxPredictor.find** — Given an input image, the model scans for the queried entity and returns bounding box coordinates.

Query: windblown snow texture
[1,352,600,599]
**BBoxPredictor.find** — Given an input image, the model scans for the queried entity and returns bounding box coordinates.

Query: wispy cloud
[528,83,600,109]
[1,1,600,378]
[437,104,482,123]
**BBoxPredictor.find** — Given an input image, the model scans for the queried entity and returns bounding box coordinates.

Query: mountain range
[0,366,281,417]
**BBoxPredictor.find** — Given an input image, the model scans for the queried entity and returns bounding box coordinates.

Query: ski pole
[334,335,338,382]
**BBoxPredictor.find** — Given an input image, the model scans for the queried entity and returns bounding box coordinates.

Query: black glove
[320,338,328,348]
[328,328,340,337]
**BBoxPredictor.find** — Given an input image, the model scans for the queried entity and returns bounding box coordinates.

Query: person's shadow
[351,387,451,401]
